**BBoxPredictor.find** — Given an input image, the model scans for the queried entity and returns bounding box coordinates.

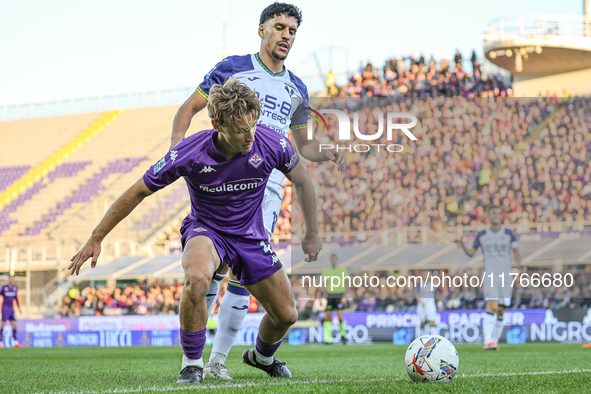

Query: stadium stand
[1,51,589,319]
[0,105,210,250]
[328,53,511,98]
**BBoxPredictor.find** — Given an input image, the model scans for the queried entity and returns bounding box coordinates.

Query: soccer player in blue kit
[171,2,345,380]
[0,275,23,348]
[68,78,321,384]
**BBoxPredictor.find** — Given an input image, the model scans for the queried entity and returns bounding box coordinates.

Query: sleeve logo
[286,146,298,169]
[153,158,166,174]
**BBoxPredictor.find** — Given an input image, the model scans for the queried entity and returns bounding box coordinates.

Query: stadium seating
[0,105,211,247]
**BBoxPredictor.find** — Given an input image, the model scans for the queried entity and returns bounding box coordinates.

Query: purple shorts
[180,218,282,286]
[1,307,15,322]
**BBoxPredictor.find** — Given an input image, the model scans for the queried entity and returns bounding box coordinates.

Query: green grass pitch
[0,343,590,393]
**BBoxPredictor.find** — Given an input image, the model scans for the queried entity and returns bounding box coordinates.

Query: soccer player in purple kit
[172,2,345,380]
[0,275,24,348]
[68,78,321,384]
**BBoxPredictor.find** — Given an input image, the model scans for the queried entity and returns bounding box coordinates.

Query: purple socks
[255,335,282,358]
[180,328,206,360]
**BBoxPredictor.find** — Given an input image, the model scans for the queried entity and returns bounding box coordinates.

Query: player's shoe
[242,349,292,378]
[13,342,24,348]
[483,342,499,350]
[0,342,3,348]
[341,335,347,345]
[582,343,591,348]
[176,366,203,384]
[204,357,232,380]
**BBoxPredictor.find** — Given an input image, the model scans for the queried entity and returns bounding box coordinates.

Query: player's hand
[419,300,425,307]
[302,233,321,262]
[454,239,465,248]
[68,237,102,276]
[325,149,346,172]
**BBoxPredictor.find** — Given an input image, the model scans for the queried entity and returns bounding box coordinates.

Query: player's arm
[170,91,208,149]
[15,288,21,313]
[285,160,321,262]
[15,291,22,314]
[454,239,477,257]
[513,248,523,268]
[68,179,154,276]
[171,58,233,149]
[291,128,346,171]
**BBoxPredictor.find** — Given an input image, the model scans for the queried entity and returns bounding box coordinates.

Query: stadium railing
[0,88,194,122]
[484,14,591,46]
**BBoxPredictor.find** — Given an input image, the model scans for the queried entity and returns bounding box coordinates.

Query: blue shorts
[180,218,282,286]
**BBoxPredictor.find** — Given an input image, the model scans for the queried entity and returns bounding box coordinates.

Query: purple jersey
[143,125,299,241]
[1,284,19,309]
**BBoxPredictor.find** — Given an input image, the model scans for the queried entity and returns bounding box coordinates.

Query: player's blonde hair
[207,77,262,130]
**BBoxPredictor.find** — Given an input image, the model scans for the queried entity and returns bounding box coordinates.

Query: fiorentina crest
[249,152,264,169]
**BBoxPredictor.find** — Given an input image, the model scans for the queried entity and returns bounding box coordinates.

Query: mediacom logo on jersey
[307,108,418,153]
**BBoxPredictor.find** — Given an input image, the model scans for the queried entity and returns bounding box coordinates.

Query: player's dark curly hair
[208,77,262,129]
[259,2,302,27]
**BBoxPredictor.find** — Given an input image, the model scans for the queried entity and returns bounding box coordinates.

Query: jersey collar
[255,53,286,77]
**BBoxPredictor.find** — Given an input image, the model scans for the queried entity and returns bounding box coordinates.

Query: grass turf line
[0,343,590,393]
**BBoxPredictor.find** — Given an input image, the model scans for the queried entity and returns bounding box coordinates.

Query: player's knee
[184,271,210,299]
[277,305,298,328]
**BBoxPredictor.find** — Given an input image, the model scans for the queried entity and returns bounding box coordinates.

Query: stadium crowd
[56,279,263,318]
[280,94,590,237]
[56,267,591,318]
[269,53,589,239]
[291,268,591,319]
[326,50,512,98]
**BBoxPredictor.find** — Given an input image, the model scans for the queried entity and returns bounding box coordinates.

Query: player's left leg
[492,304,507,348]
[204,272,249,380]
[483,300,499,350]
[205,266,228,315]
[425,300,437,336]
[0,320,5,348]
[426,320,436,336]
[337,308,346,344]
[10,320,23,347]
[324,308,333,344]
[243,268,296,378]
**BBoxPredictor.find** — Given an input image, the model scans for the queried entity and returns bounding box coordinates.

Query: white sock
[209,352,227,364]
[209,281,250,363]
[483,312,495,345]
[206,273,226,315]
[182,354,204,369]
[492,316,504,344]
[254,348,273,365]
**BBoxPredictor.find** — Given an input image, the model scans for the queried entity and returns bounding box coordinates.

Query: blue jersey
[143,125,299,240]
[0,284,19,309]
[196,53,309,198]
[473,227,518,273]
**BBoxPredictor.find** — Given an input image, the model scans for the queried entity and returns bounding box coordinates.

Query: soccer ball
[404,335,459,383]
